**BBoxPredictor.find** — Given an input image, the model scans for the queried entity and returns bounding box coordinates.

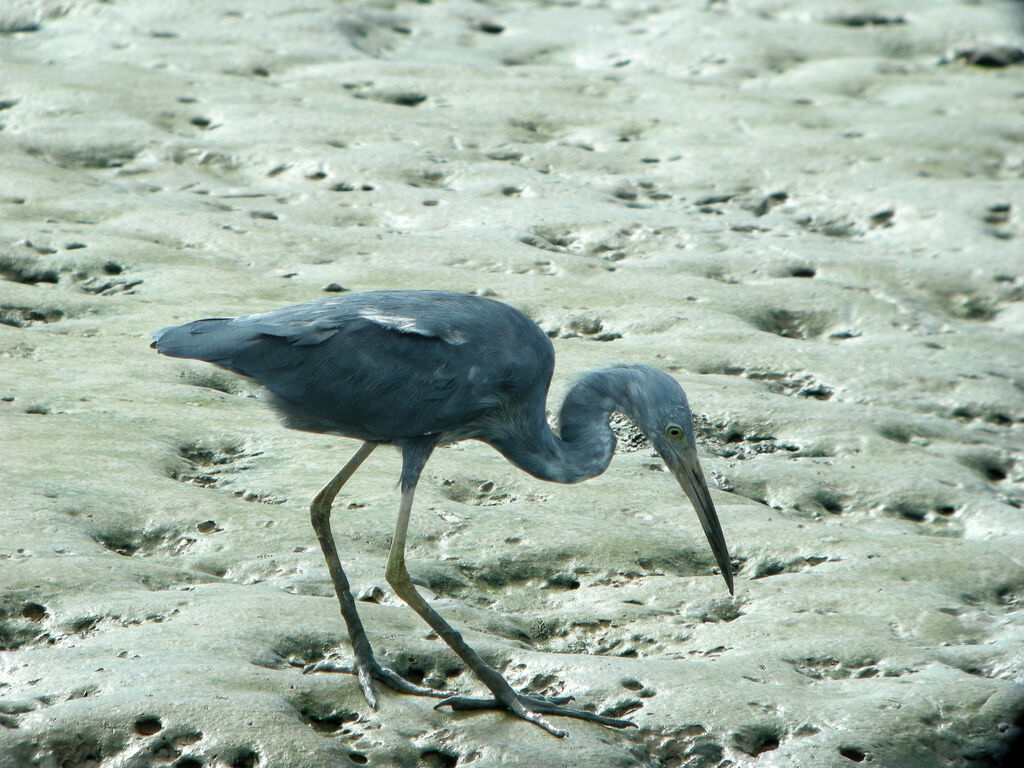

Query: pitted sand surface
[2,1,1023,766]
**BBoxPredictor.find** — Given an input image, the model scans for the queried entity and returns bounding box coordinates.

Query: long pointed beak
[664,446,734,595]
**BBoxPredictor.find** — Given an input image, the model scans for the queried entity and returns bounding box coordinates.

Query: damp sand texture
[2,1,1023,767]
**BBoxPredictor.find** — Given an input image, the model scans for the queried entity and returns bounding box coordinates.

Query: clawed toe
[300,655,450,703]
[434,694,495,712]
[435,696,565,737]
[524,693,574,706]
[435,692,635,736]
[373,664,452,698]
[299,656,630,736]
[301,658,354,675]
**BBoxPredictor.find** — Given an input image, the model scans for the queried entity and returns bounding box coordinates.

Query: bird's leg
[306,441,448,706]
[384,468,635,737]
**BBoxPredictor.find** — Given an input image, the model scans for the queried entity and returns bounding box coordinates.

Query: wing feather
[153,291,553,442]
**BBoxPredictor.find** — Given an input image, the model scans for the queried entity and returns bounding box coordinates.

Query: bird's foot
[301,656,452,707]
[434,691,637,738]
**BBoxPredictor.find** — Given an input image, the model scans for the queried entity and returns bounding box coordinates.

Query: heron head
[622,371,733,595]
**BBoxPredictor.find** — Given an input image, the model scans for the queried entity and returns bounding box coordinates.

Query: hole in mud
[93,530,142,557]
[790,656,886,681]
[0,254,60,284]
[609,412,648,452]
[358,585,385,604]
[0,305,66,327]
[174,758,203,768]
[348,754,368,765]
[602,699,643,718]
[753,561,785,579]
[830,13,905,26]
[788,266,816,278]
[818,495,844,515]
[869,209,895,228]
[177,368,248,395]
[292,696,360,737]
[957,453,1013,483]
[75,261,142,295]
[307,714,347,734]
[135,716,163,736]
[22,602,46,621]
[954,45,1024,68]
[639,725,720,766]
[754,191,788,216]
[877,423,915,443]
[356,90,427,107]
[296,702,359,734]
[890,502,927,522]
[985,203,1012,224]
[749,309,832,340]
[149,731,203,762]
[544,574,581,590]
[229,748,259,768]
[696,193,736,206]
[952,406,975,421]
[732,724,781,757]
[820,327,859,342]
[168,441,277,501]
[839,745,866,762]
[70,616,101,636]
[420,749,458,768]
[798,383,833,400]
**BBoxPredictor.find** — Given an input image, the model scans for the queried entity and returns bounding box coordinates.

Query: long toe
[508,700,568,738]
[301,658,355,675]
[523,693,574,706]
[529,697,637,729]
[434,695,504,712]
[373,664,453,698]
[355,664,379,709]
[435,693,635,736]
[301,655,448,705]
[436,696,566,737]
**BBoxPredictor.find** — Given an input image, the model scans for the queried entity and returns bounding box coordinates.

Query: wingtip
[150,327,166,351]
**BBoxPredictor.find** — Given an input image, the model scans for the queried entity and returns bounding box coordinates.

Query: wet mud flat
[2,1,1023,766]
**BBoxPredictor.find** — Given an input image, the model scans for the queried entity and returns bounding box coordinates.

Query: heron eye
[667,426,683,438]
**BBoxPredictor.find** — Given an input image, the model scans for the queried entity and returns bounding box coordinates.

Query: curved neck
[488,367,654,484]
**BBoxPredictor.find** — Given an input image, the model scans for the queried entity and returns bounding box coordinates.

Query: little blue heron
[152,289,732,737]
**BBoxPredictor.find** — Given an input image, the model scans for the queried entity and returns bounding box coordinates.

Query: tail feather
[151,318,244,365]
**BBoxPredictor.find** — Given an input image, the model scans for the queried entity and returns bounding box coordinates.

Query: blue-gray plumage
[153,289,732,737]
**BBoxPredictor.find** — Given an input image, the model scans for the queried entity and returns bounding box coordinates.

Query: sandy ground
[2,1,1024,766]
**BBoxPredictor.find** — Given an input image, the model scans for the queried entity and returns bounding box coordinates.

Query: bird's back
[152,290,555,443]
